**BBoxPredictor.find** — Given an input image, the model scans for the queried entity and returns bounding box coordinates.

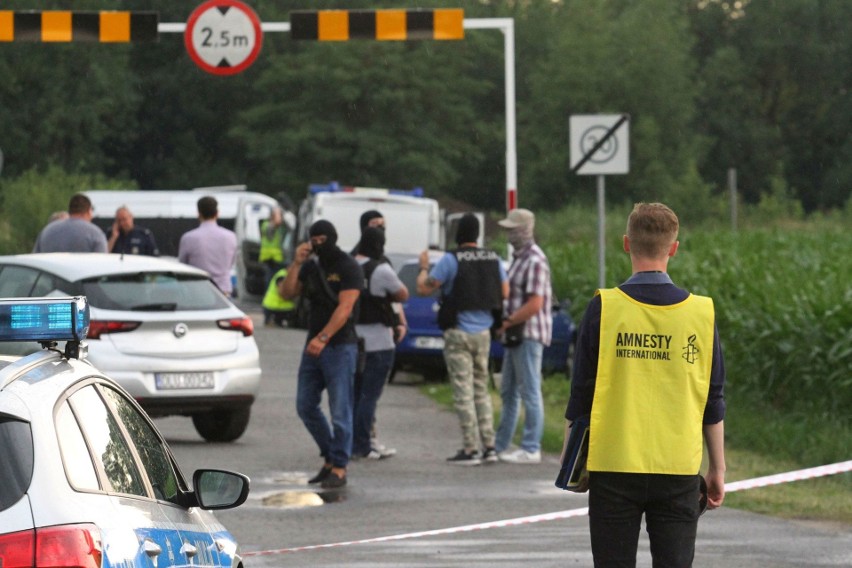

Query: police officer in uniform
[259,207,286,285]
[417,213,508,465]
[563,202,726,567]
[108,206,159,256]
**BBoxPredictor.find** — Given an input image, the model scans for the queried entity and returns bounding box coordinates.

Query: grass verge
[420,374,852,524]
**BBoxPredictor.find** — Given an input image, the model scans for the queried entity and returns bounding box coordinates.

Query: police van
[0,297,249,566]
[296,182,444,267]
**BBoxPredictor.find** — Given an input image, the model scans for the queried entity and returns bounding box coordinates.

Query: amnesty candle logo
[682,334,700,364]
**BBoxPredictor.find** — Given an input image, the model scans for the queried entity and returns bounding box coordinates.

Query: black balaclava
[455,213,480,246]
[358,227,386,260]
[359,210,384,232]
[309,220,339,265]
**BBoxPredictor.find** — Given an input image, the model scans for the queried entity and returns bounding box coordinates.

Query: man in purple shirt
[178,196,238,296]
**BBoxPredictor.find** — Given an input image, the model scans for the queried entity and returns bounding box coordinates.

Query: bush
[0,165,135,254]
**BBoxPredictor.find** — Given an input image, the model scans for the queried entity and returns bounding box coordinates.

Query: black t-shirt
[298,251,363,344]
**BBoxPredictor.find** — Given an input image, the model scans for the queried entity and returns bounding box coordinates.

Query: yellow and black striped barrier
[290,9,464,41]
[0,11,158,43]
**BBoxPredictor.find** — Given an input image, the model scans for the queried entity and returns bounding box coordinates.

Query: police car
[0,297,249,567]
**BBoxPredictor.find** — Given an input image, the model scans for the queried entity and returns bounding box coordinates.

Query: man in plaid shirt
[494,208,553,464]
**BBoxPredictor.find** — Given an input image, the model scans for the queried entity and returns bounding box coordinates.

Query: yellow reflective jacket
[262,269,294,311]
[589,288,714,474]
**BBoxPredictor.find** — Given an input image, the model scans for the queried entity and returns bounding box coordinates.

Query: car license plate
[414,336,445,350]
[155,372,215,390]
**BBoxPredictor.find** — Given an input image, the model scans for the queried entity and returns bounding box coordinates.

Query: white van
[85,186,294,298]
[296,182,442,267]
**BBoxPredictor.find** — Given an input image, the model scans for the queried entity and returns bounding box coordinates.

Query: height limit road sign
[185,0,262,76]
[570,114,630,175]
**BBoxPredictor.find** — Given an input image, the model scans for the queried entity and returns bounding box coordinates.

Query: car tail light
[87,320,141,339]
[0,523,102,567]
[0,529,34,567]
[217,316,254,337]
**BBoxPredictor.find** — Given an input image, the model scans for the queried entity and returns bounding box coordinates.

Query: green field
[424,209,851,523]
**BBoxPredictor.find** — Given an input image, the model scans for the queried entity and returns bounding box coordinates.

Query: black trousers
[589,471,702,568]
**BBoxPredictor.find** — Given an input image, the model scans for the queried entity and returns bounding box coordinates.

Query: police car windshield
[81,273,231,311]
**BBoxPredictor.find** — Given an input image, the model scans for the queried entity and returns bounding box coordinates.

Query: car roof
[400,250,446,266]
[0,253,209,281]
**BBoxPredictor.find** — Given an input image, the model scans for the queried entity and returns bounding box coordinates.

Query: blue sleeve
[430,253,457,291]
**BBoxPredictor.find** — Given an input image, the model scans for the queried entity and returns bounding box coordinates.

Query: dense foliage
[0,0,850,216]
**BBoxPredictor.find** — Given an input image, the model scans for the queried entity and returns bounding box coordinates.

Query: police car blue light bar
[0,297,90,342]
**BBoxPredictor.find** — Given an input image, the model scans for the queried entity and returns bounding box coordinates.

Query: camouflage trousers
[443,328,495,452]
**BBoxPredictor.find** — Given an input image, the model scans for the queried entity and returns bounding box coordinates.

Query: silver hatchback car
[0,253,261,442]
[0,297,249,567]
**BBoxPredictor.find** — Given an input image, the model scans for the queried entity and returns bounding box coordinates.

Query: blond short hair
[626,203,679,259]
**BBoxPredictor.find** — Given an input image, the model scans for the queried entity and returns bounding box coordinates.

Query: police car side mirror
[192,469,251,510]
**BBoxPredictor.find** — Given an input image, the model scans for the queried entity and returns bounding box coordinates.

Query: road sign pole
[463,18,516,214]
[597,175,606,288]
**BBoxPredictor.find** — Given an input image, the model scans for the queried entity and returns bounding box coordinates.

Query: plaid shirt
[506,242,553,346]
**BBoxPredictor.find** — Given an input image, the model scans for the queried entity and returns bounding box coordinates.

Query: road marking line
[243,459,852,557]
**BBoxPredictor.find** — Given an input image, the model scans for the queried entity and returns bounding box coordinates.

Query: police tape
[723,459,852,493]
[243,459,852,557]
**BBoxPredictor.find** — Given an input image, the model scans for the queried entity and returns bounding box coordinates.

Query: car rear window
[0,417,34,511]
[81,273,232,311]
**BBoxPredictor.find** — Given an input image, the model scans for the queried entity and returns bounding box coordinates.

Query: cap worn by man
[498,208,535,230]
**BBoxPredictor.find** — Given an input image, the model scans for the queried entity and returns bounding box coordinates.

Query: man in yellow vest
[262,267,295,327]
[259,207,286,286]
[563,202,726,567]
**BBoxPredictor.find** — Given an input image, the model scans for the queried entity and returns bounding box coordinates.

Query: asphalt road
[155,308,852,567]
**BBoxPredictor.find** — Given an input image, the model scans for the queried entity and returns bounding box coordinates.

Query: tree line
[1,0,849,225]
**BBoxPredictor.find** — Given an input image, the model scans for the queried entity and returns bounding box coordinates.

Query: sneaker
[321,471,347,489]
[357,448,390,460]
[373,443,397,457]
[482,447,499,463]
[498,449,541,464]
[370,438,396,458]
[307,464,332,484]
[446,449,481,466]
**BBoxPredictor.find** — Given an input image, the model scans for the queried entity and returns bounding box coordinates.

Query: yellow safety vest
[259,221,284,263]
[589,288,714,474]
[262,269,295,311]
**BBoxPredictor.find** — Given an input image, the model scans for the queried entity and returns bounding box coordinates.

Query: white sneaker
[372,442,397,457]
[498,449,541,464]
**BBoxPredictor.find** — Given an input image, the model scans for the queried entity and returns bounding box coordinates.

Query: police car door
[61,380,193,566]
[97,382,234,567]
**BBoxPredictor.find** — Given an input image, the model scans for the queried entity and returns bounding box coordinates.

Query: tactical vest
[448,246,503,312]
[589,288,714,474]
[358,259,395,327]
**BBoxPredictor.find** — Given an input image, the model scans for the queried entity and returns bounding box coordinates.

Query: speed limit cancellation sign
[185,0,263,76]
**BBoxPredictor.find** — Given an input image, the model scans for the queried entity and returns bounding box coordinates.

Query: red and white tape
[243,460,852,557]
[723,459,852,493]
